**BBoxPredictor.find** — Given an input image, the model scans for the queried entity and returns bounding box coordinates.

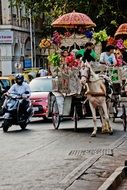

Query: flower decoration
[65,53,75,67]
[124,40,127,48]
[73,60,80,67]
[64,31,72,37]
[84,30,93,38]
[39,39,51,48]
[107,37,117,46]
[93,29,108,43]
[48,53,60,67]
[116,39,124,49]
[52,31,62,46]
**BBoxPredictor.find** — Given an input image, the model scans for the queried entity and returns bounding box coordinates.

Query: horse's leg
[102,100,113,134]
[89,102,97,137]
[98,107,105,133]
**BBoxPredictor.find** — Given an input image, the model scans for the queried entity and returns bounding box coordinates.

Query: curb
[60,155,101,188]
[98,166,127,190]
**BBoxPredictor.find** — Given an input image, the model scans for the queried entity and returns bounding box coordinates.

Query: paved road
[0,117,126,190]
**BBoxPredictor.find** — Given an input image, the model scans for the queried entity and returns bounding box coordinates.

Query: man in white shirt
[8,74,31,97]
[100,45,117,66]
[6,73,31,118]
[38,68,48,77]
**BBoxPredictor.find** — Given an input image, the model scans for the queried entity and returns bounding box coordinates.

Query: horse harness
[81,67,106,97]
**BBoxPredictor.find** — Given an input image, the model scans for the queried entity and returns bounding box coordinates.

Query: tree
[10,0,127,36]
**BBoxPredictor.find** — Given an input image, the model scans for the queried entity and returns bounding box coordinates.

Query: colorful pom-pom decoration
[65,53,75,66]
[52,31,62,46]
[124,40,127,48]
[93,29,108,43]
[116,39,124,49]
[48,53,60,67]
[39,39,51,48]
[107,37,116,46]
[84,30,93,39]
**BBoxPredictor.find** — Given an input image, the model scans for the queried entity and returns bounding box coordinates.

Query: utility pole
[33,22,36,68]
[29,9,34,68]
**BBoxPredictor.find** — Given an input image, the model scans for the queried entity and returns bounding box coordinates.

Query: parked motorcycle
[1,92,33,132]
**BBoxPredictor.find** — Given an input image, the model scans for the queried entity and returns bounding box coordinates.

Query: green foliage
[9,0,127,36]
[93,29,108,43]
[48,53,60,67]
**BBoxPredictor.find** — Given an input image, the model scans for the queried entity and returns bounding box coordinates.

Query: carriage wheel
[74,105,78,132]
[122,104,126,132]
[52,100,60,130]
[112,104,118,123]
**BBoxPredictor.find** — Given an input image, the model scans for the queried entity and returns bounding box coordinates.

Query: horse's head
[80,62,99,84]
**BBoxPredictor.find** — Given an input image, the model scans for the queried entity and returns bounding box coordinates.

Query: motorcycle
[1,92,33,132]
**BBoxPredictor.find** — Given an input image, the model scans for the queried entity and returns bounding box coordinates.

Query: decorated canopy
[51,11,96,28]
[115,23,127,37]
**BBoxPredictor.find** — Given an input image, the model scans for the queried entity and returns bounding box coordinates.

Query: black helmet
[15,73,24,85]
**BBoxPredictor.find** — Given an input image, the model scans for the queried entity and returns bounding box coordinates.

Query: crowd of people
[60,42,127,70]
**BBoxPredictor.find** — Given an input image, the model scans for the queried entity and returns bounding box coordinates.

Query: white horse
[80,63,113,137]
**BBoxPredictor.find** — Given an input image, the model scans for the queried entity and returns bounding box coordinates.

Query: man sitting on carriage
[99,45,117,66]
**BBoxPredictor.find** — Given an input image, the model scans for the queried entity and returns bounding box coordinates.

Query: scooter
[1,92,33,132]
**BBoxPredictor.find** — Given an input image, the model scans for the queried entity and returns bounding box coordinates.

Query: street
[0,117,126,190]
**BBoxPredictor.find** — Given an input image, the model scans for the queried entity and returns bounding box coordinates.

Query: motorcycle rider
[4,73,31,119]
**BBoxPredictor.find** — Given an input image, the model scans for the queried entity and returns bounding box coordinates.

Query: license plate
[33,107,39,112]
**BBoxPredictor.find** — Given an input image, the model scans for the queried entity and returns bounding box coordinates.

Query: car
[0,76,15,91]
[29,76,58,119]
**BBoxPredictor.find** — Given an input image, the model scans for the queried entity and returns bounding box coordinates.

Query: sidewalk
[66,135,127,190]
[117,178,127,190]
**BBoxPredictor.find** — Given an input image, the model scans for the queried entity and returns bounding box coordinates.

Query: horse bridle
[81,67,91,82]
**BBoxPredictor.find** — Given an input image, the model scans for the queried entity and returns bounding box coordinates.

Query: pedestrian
[37,68,48,77]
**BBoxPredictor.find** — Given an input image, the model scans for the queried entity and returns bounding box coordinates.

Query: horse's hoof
[109,131,113,135]
[102,130,109,134]
[91,133,96,137]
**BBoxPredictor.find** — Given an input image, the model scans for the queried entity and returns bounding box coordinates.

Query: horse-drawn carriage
[107,66,127,131]
[49,62,127,137]
[50,62,115,137]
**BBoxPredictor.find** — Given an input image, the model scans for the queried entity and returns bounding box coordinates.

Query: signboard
[23,59,32,68]
[0,31,13,44]
[15,62,21,69]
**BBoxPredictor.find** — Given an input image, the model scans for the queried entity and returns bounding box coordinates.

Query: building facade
[0,0,44,75]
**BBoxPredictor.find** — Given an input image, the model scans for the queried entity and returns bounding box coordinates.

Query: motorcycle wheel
[20,122,27,130]
[2,119,10,132]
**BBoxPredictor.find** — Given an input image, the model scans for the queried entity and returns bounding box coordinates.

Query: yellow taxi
[0,75,15,116]
[0,75,15,91]
[23,68,39,82]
